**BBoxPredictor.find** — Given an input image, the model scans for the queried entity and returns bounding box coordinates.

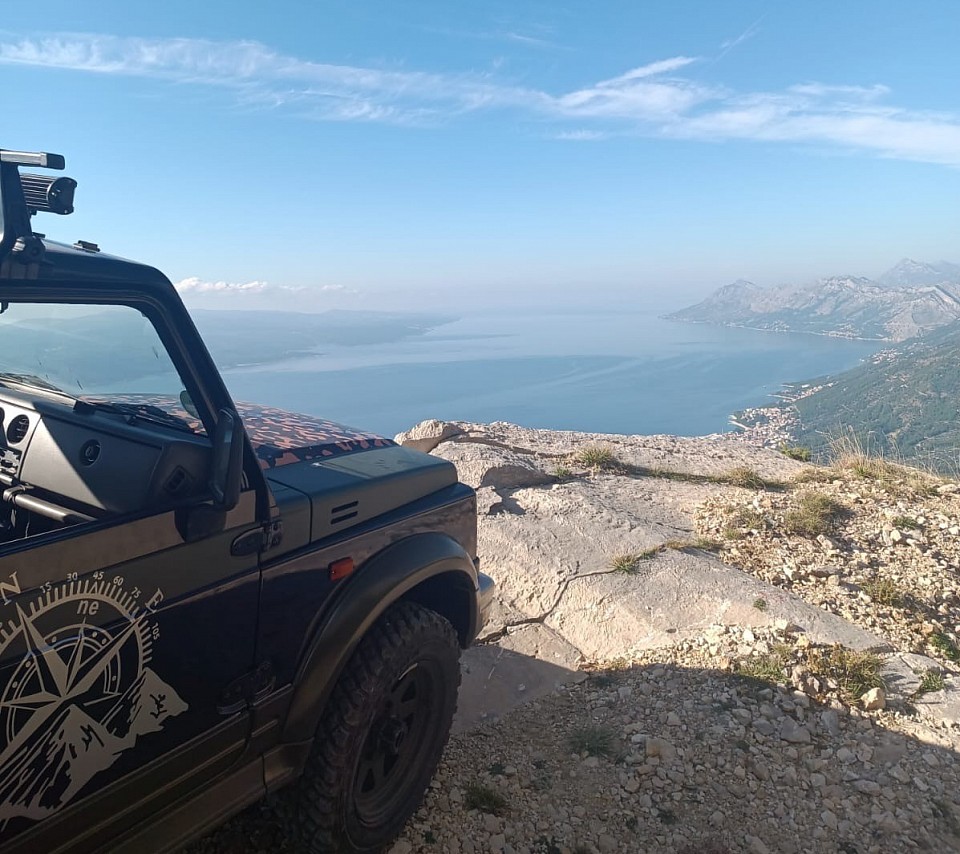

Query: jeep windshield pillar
[0,147,494,854]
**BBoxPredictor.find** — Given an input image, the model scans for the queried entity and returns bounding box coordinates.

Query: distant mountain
[877,258,960,288]
[792,319,960,469]
[669,260,960,341]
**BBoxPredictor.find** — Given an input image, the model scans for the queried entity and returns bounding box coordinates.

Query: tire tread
[294,602,460,853]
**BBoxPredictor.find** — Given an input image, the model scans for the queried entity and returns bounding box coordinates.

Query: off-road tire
[293,601,461,853]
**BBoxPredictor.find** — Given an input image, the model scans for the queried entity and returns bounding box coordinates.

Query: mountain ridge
[669,259,960,341]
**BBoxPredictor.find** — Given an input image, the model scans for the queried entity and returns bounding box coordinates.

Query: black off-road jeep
[0,149,493,853]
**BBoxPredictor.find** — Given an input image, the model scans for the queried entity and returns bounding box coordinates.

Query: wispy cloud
[554,58,709,119]
[608,57,699,81]
[718,13,766,60]
[0,34,529,123]
[789,83,890,100]
[419,24,568,51]
[667,87,960,167]
[173,278,359,306]
[501,31,562,49]
[555,129,607,141]
[3,33,960,166]
[173,277,298,295]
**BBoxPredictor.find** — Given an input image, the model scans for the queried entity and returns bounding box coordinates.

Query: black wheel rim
[352,660,441,827]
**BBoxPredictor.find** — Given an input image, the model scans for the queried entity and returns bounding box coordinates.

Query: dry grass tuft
[573,445,618,472]
[812,645,885,702]
[464,781,509,815]
[609,550,658,574]
[716,466,782,490]
[784,492,845,536]
[862,578,904,607]
[828,432,944,495]
[723,506,767,539]
[779,443,812,462]
[737,642,884,703]
[567,724,617,758]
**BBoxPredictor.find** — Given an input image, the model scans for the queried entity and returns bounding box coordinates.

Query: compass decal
[0,576,187,822]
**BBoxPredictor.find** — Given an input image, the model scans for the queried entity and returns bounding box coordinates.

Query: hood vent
[330,500,358,525]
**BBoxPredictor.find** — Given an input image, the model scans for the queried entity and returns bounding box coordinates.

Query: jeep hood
[246,404,460,545]
[97,395,461,546]
[88,393,396,469]
[234,402,395,469]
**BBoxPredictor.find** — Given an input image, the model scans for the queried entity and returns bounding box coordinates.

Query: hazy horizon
[2,1,958,314]
[175,255,958,314]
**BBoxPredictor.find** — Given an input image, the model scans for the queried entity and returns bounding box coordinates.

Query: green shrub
[464,781,508,814]
[609,549,659,574]
[724,467,768,489]
[917,669,946,695]
[784,492,845,536]
[574,445,617,471]
[862,578,904,607]
[811,645,885,702]
[930,632,960,663]
[779,443,812,462]
[567,725,617,758]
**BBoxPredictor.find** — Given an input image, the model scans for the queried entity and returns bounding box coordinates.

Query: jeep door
[0,497,261,852]
[0,299,264,852]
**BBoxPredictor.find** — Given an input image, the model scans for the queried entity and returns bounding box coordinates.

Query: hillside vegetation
[793,320,960,470]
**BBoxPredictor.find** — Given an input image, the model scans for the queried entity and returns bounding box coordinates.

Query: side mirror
[179,389,199,418]
[210,408,243,511]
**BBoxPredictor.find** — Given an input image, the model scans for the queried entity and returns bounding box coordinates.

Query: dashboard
[0,386,211,527]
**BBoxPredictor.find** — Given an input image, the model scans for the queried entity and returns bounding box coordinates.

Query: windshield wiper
[75,399,195,432]
[0,372,67,393]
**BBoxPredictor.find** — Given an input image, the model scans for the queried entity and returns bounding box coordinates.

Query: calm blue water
[221,310,882,438]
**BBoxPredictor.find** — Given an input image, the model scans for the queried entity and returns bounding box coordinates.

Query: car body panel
[0,493,261,852]
[0,153,489,853]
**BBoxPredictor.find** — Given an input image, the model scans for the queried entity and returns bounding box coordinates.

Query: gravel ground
[696,465,960,668]
[189,629,960,854]
[187,448,960,854]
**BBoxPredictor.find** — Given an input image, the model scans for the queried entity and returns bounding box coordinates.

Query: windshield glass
[0,302,203,433]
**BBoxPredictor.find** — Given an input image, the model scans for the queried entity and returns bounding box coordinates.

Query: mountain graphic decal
[0,579,187,823]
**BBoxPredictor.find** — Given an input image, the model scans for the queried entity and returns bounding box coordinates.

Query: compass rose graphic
[0,577,187,822]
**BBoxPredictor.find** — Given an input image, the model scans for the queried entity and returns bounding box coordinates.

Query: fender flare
[281,532,479,744]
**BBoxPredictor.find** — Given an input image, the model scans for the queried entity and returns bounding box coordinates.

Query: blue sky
[1,1,959,312]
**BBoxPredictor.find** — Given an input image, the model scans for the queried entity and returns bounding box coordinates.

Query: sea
[220,309,883,439]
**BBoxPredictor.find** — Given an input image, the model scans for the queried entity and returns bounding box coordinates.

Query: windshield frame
[0,274,273,521]
[0,305,209,436]
[0,288,219,436]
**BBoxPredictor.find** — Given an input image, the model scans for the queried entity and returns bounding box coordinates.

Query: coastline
[661,316,889,450]
[727,382,831,449]
[663,315,891,343]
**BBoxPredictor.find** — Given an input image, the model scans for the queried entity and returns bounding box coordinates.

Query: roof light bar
[20,174,76,215]
[0,146,76,263]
